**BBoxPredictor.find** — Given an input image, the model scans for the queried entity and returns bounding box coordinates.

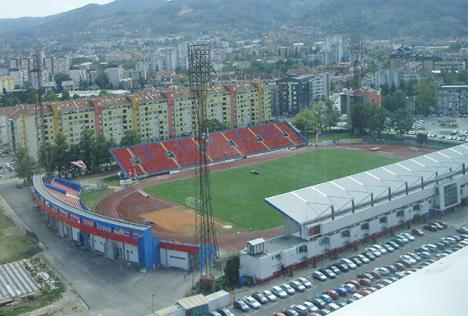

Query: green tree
[414,80,437,115]
[15,147,34,184]
[383,90,407,112]
[98,90,109,97]
[72,94,80,100]
[223,255,240,287]
[61,90,71,101]
[50,133,70,176]
[94,134,114,170]
[323,101,341,131]
[95,72,109,89]
[351,102,387,135]
[54,73,71,92]
[38,144,53,178]
[206,119,230,132]
[44,91,58,102]
[391,108,414,135]
[292,109,319,135]
[79,129,96,171]
[120,130,141,146]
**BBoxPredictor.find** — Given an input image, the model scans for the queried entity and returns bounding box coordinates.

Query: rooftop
[331,245,468,316]
[266,144,468,226]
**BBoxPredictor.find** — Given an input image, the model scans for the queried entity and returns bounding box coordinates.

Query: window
[341,230,350,238]
[396,210,405,217]
[319,237,329,246]
[379,216,388,224]
[361,223,369,230]
[413,204,420,211]
[444,183,458,207]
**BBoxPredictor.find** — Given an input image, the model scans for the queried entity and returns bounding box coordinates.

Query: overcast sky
[0,0,114,19]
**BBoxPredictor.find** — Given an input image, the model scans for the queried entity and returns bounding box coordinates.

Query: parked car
[357,272,375,280]
[374,267,391,276]
[400,232,415,241]
[291,304,309,316]
[243,296,261,309]
[218,308,234,316]
[328,302,341,311]
[252,292,268,304]
[336,262,350,272]
[283,309,299,316]
[297,277,312,288]
[234,299,250,312]
[372,244,388,254]
[357,278,372,286]
[342,283,357,293]
[335,286,348,297]
[365,247,382,257]
[303,301,320,312]
[412,228,425,236]
[341,258,357,269]
[310,298,327,309]
[437,221,449,228]
[327,264,342,275]
[312,271,327,281]
[362,251,376,261]
[320,268,336,279]
[423,223,438,232]
[280,283,296,295]
[263,290,278,302]
[386,240,400,249]
[272,286,288,298]
[456,227,468,234]
[349,256,363,266]
[324,289,340,300]
[210,311,222,316]
[290,280,305,292]
[382,243,395,253]
[356,254,370,264]
[318,293,333,304]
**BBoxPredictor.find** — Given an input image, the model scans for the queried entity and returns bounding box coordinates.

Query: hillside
[0,0,466,47]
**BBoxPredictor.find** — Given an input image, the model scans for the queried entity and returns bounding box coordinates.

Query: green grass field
[0,207,37,264]
[81,189,113,212]
[146,149,398,231]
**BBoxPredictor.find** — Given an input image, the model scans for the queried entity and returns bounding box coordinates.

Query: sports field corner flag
[70,160,87,170]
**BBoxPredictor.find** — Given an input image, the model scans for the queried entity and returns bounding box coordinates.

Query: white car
[280,283,296,295]
[262,289,277,302]
[243,296,261,309]
[341,258,357,269]
[401,232,415,241]
[372,244,388,254]
[271,286,287,298]
[297,277,312,288]
[290,280,305,292]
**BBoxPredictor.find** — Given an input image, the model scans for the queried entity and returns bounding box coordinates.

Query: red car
[324,289,340,300]
[357,278,372,286]
[347,279,361,289]
[411,228,425,236]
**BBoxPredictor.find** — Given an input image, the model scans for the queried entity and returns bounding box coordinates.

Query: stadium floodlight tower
[188,44,219,289]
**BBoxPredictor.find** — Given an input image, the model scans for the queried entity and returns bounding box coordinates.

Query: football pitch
[145,148,399,231]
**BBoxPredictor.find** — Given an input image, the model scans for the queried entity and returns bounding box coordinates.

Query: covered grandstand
[111,122,306,178]
[33,175,198,271]
[240,144,468,283]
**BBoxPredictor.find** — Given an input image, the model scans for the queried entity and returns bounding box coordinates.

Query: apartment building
[5,82,272,160]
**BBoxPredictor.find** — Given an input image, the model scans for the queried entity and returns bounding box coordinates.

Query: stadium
[32,120,464,277]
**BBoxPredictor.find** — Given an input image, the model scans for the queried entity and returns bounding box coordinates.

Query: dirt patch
[142,207,197,235]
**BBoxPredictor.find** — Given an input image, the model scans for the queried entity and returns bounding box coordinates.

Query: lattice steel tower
[188,44,219,285]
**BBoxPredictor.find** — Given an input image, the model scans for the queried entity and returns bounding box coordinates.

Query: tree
[54,73,71,92]
[50,133,70,176]
[44,91,58,102]
[38,144,53,178]
[391,108,414,135]
[79,129,96,171]
[383,90,407,112]
[206,119,230,132]
[94,134,114,170]
[120,130,141,146]
[95,72,109,89]
[414,80,437,115]
[323,101,340,131]
[98,90,109,97]
[61,90,71,101]
[72,94,80,100]
[292,109,319,135]
[15,147,34,184]
[223,255,240,287]
[351,102,387,135]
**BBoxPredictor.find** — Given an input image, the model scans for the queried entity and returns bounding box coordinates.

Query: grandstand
[111,122,307,178]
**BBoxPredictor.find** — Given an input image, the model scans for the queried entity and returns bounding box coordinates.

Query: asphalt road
[230,220,465,316]
[0,180,193,316]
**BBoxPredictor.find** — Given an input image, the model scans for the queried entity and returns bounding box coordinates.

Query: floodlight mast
[188,44,219,288]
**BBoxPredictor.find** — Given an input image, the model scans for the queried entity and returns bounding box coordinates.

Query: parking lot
[226,211,468,316]
[408,116,468,142]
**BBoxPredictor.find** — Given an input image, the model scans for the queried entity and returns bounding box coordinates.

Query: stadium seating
[111,122,306,177]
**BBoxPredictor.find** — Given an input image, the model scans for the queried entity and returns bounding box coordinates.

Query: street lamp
[152,294,155,316]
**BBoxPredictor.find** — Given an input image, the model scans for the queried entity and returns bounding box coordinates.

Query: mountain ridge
[0,0,466,48]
